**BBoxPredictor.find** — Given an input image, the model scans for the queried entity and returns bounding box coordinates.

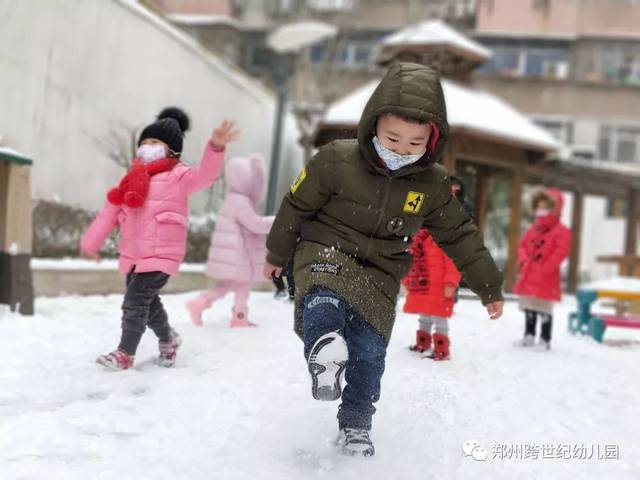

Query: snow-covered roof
[167,13,242,29]
[0,145,32,164]
[323,79,560,152]
[380,20,492,62]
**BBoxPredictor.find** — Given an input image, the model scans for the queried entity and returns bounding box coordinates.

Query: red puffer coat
[513,189,572,301]
[403,228,462,317]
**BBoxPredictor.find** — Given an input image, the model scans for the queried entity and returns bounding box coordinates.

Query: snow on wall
[0,0,302,214]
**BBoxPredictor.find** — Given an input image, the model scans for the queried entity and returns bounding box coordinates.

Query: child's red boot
[409,330,432,353]
[432,333,450,361]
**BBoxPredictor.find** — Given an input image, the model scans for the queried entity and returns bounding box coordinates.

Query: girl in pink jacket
[80,108,238,370]
[186,154,274,328]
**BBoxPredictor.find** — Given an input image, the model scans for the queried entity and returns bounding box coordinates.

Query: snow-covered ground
[1,292,639,480]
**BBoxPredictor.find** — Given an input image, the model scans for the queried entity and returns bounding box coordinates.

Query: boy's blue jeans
[302,288,387,431]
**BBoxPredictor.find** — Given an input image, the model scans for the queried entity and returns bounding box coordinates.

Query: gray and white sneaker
[516,334,535,347]
[534,339,551,351]
[307,331,348,401]
[338,428,375,457]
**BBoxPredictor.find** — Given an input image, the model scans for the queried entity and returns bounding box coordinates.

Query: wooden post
[475,166,489,233]
[625,189,639,274]
[567,190,584,293]
[505,162,525,292]
[441,149,457,174]
[0,159,34,315]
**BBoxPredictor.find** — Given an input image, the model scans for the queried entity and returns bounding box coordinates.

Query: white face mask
[136,143,166,163]
[372,136,426,171]
[535,208,551,217]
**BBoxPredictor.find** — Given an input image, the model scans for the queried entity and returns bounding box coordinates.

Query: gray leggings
[418,315,449,336]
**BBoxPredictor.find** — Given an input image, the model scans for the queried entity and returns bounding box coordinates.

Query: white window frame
[598,124,640,163]
[532,116,574,144]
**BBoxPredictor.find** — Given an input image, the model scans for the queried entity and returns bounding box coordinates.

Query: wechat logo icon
[463,439,488,461]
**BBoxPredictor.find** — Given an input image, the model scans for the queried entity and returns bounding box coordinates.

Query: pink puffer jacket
[205,154,274,282]
[80,143,225,275]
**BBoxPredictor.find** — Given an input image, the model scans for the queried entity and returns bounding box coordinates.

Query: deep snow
[1,292,639,480]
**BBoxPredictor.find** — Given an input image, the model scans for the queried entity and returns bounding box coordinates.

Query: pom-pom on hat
[138,107,190,156]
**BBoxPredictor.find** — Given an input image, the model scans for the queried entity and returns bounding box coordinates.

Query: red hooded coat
[513,188,572,302]
[403,229,462,317]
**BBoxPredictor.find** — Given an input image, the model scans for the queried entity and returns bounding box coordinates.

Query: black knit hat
[138,107,190,156]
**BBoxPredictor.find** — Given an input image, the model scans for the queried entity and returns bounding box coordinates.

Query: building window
[272,0,298,15]
[310,41,373,69]
[309,44,326,64]
[250,46,271,69]
[480,43,569,79]
[335,42,373,69]
[617,127,639,162]
[353,44,372,65]
[606,198,628,219]
[490,45,521,76]
[598,125,640,163]
[585,43,640,86]
[533,118,573,144]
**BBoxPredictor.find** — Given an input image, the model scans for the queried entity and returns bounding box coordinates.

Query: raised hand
[211,120,240,148]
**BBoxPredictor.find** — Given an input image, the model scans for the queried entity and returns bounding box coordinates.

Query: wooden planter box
[0,149,34,315]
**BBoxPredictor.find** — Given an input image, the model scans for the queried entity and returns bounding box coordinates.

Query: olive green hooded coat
[266,62,503,342]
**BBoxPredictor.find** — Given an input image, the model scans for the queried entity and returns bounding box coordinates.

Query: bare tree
[95,122,138,171]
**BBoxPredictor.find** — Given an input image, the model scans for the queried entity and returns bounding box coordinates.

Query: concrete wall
[473,76,640,119]
[0,0,303,214]
[477,0,640,37]
[32,267,274,297]
[150,0,232,15]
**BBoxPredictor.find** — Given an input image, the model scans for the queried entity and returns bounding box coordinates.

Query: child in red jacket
[403,228,461,360]
[513,188,571,350]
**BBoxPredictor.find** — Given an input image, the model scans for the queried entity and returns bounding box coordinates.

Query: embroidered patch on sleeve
[290,167,307,193]
[310,262,341,276]
[403,191,425,214]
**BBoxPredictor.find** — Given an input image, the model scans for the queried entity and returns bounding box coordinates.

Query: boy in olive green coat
[264,62,504,457]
